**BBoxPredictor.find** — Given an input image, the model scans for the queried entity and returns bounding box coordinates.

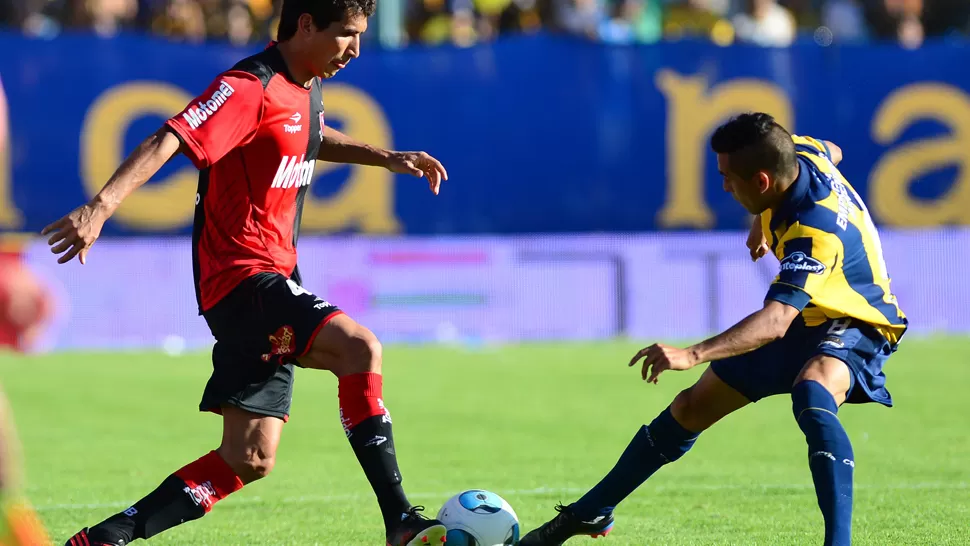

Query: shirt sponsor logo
[780,251,826,275]
[182,80,235,130]
[271,154,314,189]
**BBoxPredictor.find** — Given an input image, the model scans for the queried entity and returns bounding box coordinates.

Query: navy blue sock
[792,380,854,546]
[571,407,699,520]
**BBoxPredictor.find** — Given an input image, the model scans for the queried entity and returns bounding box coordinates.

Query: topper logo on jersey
[271,154,315,189]
[182,80,235,130]
[780,251,826,275]
[284,112,303,134]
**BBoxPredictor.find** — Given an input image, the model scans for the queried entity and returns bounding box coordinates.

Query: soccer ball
[436,489,520,546]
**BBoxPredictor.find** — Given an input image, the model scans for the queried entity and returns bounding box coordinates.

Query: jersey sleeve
[165,71,264,170]
[791,135,833,161]
[764,223,843,311]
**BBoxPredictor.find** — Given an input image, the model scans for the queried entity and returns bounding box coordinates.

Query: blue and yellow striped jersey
[762,135,908,345]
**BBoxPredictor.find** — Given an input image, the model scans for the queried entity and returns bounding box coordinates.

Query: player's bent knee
[303,314,383,376]
[669,388,692,424]
[218,444,276,483]
[670,387,711,432]
[218,408,283,483]
[343,331,383,374]
[794,355,851,405]
[670,368,750,433]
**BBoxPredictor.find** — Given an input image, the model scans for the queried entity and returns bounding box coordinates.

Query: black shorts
[199,272,342,421]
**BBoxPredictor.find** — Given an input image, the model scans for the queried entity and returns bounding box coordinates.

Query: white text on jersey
[183,80,235,130]
[831,179,852,230]
[271,155,314,189]
[284,112,303,133]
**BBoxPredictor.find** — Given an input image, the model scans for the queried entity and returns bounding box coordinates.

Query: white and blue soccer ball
[436,489,520,546]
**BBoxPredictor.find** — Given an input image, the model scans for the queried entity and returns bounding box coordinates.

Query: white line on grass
[34,482,968,513]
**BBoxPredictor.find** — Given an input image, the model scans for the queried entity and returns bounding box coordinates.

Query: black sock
[347,414,412,531]
[88,451,243,543]
[88,476,205,544]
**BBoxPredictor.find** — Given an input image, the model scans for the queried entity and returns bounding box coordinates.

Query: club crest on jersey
[271,154,314,189]
[182,80,235,129]
[780,251,826,275]
[262,325,295,362]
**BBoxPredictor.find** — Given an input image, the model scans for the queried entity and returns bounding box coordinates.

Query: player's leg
[792,356,854,546]
[519,367,751,546]
[791,319,894,546]
[298,313,447,546]
[521,320,813,546]
[216,406,285,482]
[67,278,294,545]
[69,407,282,545]
[571,367,751,517]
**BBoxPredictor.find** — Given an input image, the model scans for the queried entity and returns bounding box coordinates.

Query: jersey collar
[265,41,314,89]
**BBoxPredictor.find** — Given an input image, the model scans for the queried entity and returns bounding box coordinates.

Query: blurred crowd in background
[0,0,967,48]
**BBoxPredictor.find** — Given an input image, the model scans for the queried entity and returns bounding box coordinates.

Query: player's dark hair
[710,113,797,180]
[277,0,376,41]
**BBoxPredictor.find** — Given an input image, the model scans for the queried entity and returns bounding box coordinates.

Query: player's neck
[768,163,800,212]
[276,41,316,88]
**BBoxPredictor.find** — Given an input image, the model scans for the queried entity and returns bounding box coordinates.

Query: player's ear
[756,171,771,193]
[299,13,315,35]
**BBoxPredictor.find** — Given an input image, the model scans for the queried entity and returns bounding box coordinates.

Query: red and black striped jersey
[165,44,323,313]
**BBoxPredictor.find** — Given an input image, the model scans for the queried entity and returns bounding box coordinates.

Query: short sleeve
[765,223,842,311]
[165,71,264,170]
[791,135,832,161]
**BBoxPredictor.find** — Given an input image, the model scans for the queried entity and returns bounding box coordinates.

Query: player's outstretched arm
[42,127,183,265]
[687,300,800,364]
[629,300,800,383]
[318,125,448,195]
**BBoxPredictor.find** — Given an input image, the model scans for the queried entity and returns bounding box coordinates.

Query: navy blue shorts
[710,317,896,407]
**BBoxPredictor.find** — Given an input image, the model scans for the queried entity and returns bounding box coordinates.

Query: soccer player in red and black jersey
[42,0,449,544]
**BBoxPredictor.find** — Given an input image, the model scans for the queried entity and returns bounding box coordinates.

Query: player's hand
[628,343,699,384]
[41,202,108,265]
[746,220,770,262]
[385,151,448,195]
[749,237,769,262]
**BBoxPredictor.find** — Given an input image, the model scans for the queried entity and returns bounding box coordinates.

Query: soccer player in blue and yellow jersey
[520,113,908,546]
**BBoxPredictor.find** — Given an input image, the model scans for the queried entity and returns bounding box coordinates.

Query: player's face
[310,12,368,79]
[717,154,770,214]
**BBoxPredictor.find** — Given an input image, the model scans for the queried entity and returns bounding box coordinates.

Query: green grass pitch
[2,338,969,545]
